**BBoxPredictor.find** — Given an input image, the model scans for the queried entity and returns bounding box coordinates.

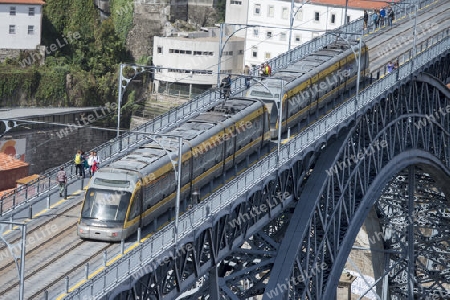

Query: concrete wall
[5,127,115,175]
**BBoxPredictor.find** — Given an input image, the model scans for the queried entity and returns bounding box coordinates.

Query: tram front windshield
[81,188,131,222]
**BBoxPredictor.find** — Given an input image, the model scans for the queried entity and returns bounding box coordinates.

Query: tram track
[28,242,115,300]
[0,202,82,273]
[0,2,447,299]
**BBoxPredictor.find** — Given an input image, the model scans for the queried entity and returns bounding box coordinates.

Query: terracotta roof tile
[310,0,399,10]
[0,0,45,4]
[0,152,28,171]
[0,188,15,198]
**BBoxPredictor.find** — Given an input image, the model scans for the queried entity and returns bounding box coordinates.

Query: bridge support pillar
[208,266,220,300]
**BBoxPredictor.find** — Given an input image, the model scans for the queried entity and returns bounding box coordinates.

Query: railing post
[28,205,32,219]
[85,263,89,279]
[65,276,69,293]
[103,250,107,267]
[137,227,141,243]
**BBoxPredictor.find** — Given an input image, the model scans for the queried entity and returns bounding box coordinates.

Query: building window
[28,25,34,35]
[252,46,258,58]
[281,7,289,19]
[314,12,320,22]
[10,6,16,16]
[238,49,244,54]
[331,14,336,24]
[29,7,35,16]
[157,46,163,53]
[9,25,16,34]
[266,31,272,39]
[230,0,242,4]
[253,28,259,37]
[296,9,303,21]
[265,52,271,60]
[295,35,301,43]
[254,4,261,16]
[268,5,274,17]
[280,32,286,41]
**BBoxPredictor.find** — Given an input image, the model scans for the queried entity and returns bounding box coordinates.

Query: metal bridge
[0,0,449,299]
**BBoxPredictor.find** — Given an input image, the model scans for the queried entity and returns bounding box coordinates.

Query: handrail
[0,0,371,217]
[60,29,450,300]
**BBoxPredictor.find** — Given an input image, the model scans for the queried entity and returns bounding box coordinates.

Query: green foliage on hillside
[110,0,134,45]
[215,0,226,22]
[0,69,38,100]
[0,0,132,110]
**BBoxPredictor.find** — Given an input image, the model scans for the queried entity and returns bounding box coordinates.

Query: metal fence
[61,30,450,300]
[0,2,372,218]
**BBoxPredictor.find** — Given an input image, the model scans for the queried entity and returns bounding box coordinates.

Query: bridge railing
[61,33,450,300]
[370,27,450,80]
[0,7,368,218]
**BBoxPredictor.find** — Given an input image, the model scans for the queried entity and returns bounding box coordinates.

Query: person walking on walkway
[244,65,251,89]
[74,150,84,178]
[379,8,386,27]
[221,74,232,99]
[387,7,394,27]
[363,10,369,30]
[57,167,67,197]
[387,61,394,73]
[88,151,100,177]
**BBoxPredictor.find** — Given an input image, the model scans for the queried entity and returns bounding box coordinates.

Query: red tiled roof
[0,0,45,4]
[0,188,15,198]
[0,152,28,171]
[310,0,398,10]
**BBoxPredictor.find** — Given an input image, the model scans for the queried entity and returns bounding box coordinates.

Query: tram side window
[128,197,140,221]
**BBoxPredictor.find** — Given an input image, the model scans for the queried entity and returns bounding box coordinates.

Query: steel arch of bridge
[104,53,450,300]
[264,60,450,298]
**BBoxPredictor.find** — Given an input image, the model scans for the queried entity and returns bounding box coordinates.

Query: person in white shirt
[88,151,100,177]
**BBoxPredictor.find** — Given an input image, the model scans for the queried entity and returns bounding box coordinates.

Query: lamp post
[288,0,311,51]
[0,222,27,300]
[217,23,256,88]
[129,131,184,244]
[329,30,363,112]
[116,63,156,138]
[247,76,285,165]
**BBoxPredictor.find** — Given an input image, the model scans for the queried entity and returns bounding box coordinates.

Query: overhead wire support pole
[277,80,284,167]
[217,23,257,88]
[129,130,184,245]
[0,221,27,300]
[116,63,157,139]
[288,0,310,51]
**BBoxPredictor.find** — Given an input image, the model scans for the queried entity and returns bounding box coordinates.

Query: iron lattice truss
[110,53,450,300]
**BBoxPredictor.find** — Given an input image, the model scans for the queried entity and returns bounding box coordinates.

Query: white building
[153,27,245,96]
[0,0,44,50]
[226,0,387,68]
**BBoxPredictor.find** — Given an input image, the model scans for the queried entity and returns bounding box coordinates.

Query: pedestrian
[387,61,394,73]
[221,74,232,99]
[393,60,399,70]
[80,151,87,178]
[379,8,385,27]
[88,151,100,177]
[56,166,67,197]
[263,62,271,77]
[74,150,84,178]
[387,7,394,27]
[363,10,368,29]
[372,10,378,32]
[244,65,251,89]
